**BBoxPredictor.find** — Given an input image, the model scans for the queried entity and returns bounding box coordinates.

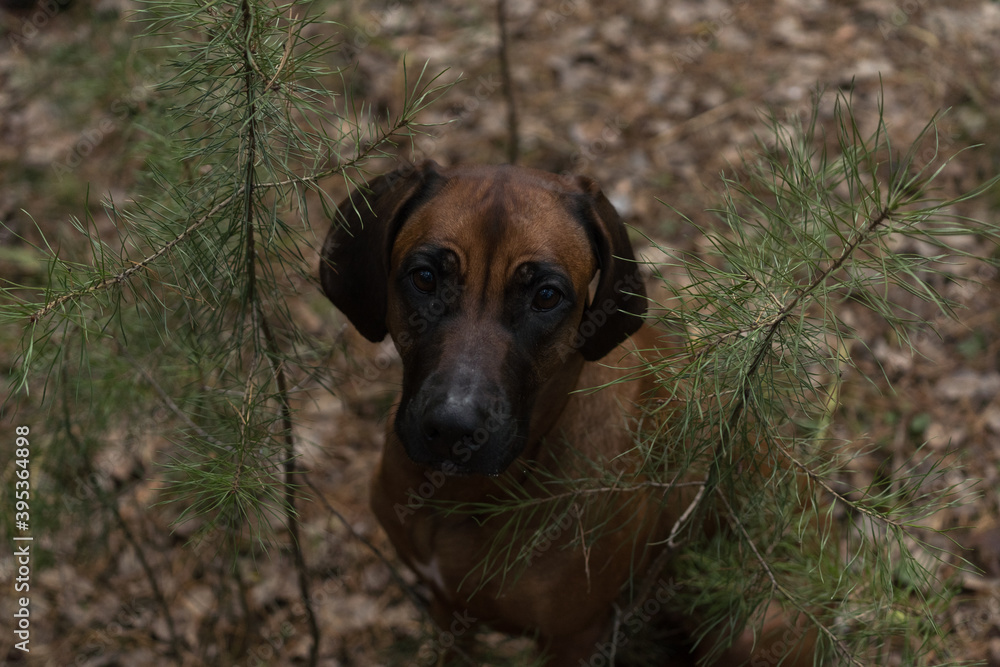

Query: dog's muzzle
[396,367,524,476]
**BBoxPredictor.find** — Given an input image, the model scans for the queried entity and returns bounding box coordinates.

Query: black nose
[420,394,485,460]
[398,366,523,474]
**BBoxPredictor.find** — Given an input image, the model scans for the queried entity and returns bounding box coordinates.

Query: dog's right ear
[320,160,445,342]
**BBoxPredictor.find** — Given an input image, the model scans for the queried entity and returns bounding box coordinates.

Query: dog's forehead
[392,174,595,280]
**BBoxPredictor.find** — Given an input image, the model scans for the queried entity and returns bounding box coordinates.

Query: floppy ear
[320,160,445,342]
[572,176,648,361]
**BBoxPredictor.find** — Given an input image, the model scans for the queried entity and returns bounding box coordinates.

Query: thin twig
[459,478,705,515]
[231,554,255,656]
[772,437,908,530]
[496,0,519,164]
[608,521,676,656]
[654,94,756,145]
[760,206,892,350]
[697,207,894,364]
[110,506,186,662]
[576,506,593,593]
[239,2,319,662]
[59,375,185,663]
[28,193,236,324]
[261,309,320,666]
[666,483,706,549]
[303,476,424,609]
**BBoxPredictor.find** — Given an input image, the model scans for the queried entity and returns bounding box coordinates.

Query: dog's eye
[532,286,562,311]
[411,268,436,293]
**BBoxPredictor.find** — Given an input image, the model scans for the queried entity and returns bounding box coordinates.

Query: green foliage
[657,93,996,665]
[448,91,998,666]
[2,0,447,532]
[0,1,451,663]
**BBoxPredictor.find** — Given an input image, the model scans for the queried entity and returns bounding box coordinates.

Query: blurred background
[1,0,1000,664]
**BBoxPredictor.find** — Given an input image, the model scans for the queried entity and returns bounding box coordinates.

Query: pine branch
[773,436,909,530]
[26,193,233,325]
[717,492,860,666]
[719,205,892,405]
[24,115,418,327]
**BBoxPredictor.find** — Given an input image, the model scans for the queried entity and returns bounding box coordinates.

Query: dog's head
[320,161,646,475]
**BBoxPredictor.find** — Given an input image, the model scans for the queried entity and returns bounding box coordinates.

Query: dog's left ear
[572,176,648,361]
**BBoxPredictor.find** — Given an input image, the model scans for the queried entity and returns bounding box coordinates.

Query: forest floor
[2,0,1000,665]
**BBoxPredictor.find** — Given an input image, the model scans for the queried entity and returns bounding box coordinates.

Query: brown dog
[320,162,817,666]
